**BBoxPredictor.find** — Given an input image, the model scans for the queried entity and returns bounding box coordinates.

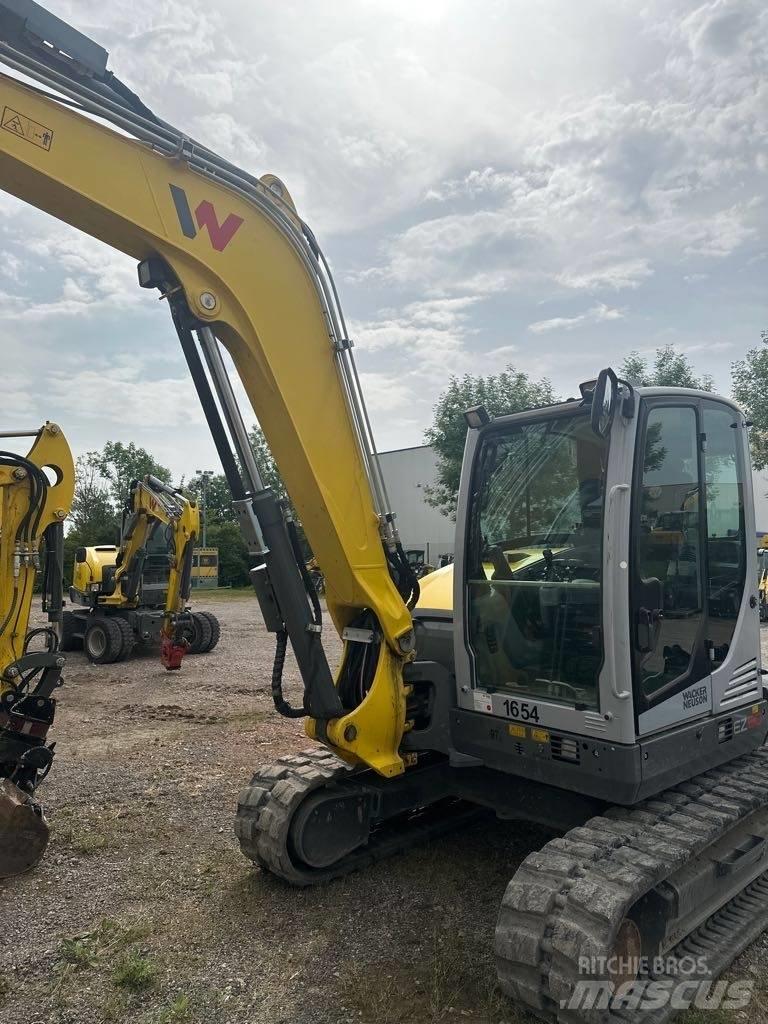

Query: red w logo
[169,184,244,252]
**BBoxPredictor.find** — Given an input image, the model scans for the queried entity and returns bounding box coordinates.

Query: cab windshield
[466,410,608,710]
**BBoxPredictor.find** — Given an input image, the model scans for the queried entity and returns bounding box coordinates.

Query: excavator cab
[441,374,763,800]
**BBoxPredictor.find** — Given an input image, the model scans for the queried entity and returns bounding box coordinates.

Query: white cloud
[0,0,764,468]
[528,303,624,334]
[557,259,654,292]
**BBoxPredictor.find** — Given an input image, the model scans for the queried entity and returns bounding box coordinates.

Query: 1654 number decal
[502,698,540,723]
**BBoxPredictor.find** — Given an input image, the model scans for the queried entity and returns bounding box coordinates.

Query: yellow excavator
[1,4,768,1016]
[60,474,218,669]
[0,422,74,877]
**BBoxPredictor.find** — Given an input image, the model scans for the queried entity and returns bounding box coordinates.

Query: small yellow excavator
[0,422,74,877]
[757,547,768,622]
[2,5,768,1016]
[60,475,218,669]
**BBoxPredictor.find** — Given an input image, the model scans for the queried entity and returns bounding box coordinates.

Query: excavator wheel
[57,609,82,652]
[197,611,220,653]
[112,617,136,662]
[0,779,50,879]
[186,612,213,655]
[83,616,124,664]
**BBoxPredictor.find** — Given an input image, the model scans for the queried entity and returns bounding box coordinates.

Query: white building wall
[378,445,454,565]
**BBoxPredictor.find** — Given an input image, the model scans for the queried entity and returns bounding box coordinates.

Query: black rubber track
[235,748,484,885]
[495,746,768,1023]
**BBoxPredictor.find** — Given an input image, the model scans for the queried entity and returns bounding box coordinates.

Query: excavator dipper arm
[0,421,74,877]
[0,2,417,775]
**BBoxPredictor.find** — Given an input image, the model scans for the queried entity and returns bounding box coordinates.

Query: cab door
[631,401,711,734]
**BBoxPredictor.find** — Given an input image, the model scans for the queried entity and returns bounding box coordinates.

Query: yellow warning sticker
[531,728,550,744]
[1,107,53,151]
[508,723,526,738]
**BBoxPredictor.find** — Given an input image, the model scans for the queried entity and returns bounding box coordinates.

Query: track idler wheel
[0,779,50,879]
[289,788,373,869]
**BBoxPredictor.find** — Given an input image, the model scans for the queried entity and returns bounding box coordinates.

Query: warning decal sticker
[1,107,53,151]
[473,689,493,714]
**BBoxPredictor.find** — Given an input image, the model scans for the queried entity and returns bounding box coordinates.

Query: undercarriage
[236,744,768,1020]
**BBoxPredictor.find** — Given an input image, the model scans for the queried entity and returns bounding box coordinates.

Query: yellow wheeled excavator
[60,474,218,669]
[1,4,768,1016]
[0,422,74,877]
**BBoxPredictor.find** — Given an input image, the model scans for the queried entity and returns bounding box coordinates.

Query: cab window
[466,411,607,710]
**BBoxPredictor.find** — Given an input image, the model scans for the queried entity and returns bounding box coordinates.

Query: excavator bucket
[0,779,50,879]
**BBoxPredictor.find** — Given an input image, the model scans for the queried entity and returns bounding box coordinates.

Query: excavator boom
[0,1,417,775]
[0,421,74,877]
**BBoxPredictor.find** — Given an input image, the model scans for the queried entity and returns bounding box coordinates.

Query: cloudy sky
[2,0,766,482]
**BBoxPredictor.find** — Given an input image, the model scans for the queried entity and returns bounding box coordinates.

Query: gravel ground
[2,599,768,1024]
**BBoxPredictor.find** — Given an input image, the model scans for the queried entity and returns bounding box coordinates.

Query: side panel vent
[551,735,580,764]
[721,657,760,707]
[582,712,608,734]
[718,718,734,744]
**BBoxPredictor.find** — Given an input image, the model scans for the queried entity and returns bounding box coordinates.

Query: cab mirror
[75,547,87,563]
[590,367,619,438]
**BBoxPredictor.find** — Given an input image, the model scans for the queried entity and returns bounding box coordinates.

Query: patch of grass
[112,951,157,992]
[680,1010,734,1024]
[60,937,99,969]
[54,810,125,855]
[196,587,254,602]
[338,924,513,1024]
[102,991,129,1022]
[157,994,191,1023]
[53,915,155,1006]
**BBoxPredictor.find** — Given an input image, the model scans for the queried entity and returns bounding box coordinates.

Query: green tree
[69,455,120,541]
[248,425,290,502]
[88,441,172,511]
[248,424,310,555]
[186,472,237,524]
[619,345,714,391]
[206,520,252,586]
[732,330,768,469]
[424,366,557,519]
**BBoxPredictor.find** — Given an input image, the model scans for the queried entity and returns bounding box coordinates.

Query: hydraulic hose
[270,631,306,719]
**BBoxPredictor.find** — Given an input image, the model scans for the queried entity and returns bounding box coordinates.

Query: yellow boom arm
[0,422,73,683]
[0,422,73,878]
[0,10,415,775]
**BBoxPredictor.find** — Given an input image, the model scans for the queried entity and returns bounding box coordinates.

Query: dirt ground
[2,595,768,1024]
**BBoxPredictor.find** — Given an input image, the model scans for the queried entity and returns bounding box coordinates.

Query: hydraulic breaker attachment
[0,778,50,879]
[160,631,189,671]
